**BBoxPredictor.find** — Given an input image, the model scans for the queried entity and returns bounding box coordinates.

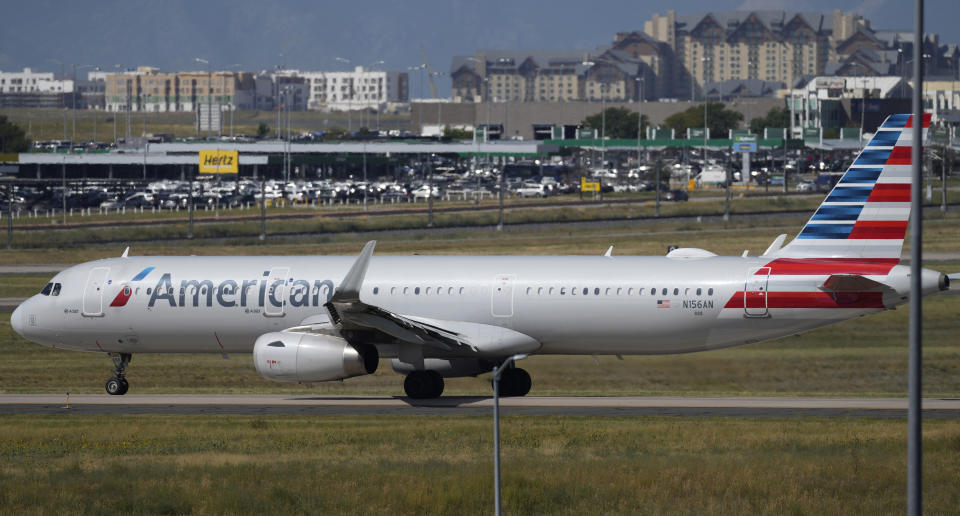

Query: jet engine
[253,332,378,383]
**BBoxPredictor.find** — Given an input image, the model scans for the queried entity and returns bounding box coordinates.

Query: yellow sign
[580,177,600,192]
[198,150,238,174]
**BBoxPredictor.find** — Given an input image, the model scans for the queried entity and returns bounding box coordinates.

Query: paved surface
[1,394,958,417]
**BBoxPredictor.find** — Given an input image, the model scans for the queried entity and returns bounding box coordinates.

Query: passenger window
[583,288,589,295]
[403,287,409,295]
[708,288,714,295]
[605,288,610,295]
[637,288,643,295]
[41,283,52,296]
[628,288,634,295]
[373,287,379,295]
[415,287,421,295]
[52,283,62,296]
[447,287,453,295]
[390,287,396,295]
[696,288,702,296]
[662,288,667,296]
[425,287,431,295]
[537,287,543,295]
[459,287,464,295]
[549,287,555,295]
[147,288,153,295]
[593,288,599,295]
[616,288,622,295]
[673,288,679,296]
[650,289,656,296]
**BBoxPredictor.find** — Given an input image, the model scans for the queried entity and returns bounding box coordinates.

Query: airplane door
[491,274,516,317]
[263,267,290,317]
[744,267,770,317]
[82,267,110,317]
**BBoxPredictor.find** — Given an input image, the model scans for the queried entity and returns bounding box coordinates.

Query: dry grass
[0,415,958,514]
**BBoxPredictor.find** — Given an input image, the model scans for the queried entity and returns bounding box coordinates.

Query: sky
[0,0,956,96]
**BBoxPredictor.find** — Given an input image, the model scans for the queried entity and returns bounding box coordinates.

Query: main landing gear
[402,367,533,399]
[496,367,532,398]
[404,370,444,399]
[105,353,131,395]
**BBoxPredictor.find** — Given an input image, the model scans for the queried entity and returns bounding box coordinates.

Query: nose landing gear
[105,353,131,395]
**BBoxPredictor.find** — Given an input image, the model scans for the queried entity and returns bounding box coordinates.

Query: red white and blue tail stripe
[779,113,930,259]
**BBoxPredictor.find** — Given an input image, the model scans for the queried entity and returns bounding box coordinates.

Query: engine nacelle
[253,332,378,383]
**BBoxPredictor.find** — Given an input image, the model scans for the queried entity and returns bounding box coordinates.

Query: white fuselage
[11,253,936,358]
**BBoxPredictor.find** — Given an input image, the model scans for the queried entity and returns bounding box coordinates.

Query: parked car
[664,189,689,202]
[516,183,548,198]
[796,180,815,193]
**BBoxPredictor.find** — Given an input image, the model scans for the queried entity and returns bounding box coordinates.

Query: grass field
[0,108,411,143]
[1,415,958,514]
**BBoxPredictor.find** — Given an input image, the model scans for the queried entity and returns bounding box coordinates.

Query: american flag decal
[657,299,670,308]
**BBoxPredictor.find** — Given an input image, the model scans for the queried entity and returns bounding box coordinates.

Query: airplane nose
[10,303,25,338]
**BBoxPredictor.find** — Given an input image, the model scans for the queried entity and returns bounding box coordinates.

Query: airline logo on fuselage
[144,272,335,308]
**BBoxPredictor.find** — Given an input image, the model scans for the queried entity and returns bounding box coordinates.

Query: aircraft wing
[322,241,540,357]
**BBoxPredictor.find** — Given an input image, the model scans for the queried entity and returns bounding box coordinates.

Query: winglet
[603,245,614,257]
[331,240,377,303]
[121,247,130,258]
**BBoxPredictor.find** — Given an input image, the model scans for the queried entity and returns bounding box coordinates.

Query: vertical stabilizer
[779,113,931,259]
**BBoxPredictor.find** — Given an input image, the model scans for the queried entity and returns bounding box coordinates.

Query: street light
[195,57,212,139]
[369,60,385,131]
[491,353,528,516]
[336,57,353,131]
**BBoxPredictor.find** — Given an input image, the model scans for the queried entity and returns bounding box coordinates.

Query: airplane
[9,113,952,399]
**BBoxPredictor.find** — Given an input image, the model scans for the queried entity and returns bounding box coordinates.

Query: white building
[0,68,72,94]
[278,67,409,111]
[785,76,909,137]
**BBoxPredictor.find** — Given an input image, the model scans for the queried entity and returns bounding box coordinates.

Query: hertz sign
[198,150,239,174]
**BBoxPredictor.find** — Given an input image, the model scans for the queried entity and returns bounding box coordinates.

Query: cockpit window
[52,283,61,296]
[40,283,53,296]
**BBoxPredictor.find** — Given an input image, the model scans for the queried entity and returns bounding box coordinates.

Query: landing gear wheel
[104,353,132,395]
[498,368,532,397]
[105,378,124,395]
[404,370,445,399]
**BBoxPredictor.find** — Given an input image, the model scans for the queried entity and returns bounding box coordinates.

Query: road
[1,394,957,417]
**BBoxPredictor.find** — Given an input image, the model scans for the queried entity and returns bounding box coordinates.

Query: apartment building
[450,47,658,103]
[279,67,408,111]
[105,67,256,112]
[644,10,868,99]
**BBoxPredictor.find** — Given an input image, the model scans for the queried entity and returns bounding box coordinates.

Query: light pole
[492,353,528,516]
[113,64,123,144]
[369,60,385,132]
[335,57,352,131]
[195,57,212,139]
[635,77,645,167]
[600,82,607,168]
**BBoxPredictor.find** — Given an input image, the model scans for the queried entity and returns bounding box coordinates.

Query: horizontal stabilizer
[820,274,888,292]
[820,273,899,308]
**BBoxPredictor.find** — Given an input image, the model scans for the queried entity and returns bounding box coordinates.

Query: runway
[1,394,958,418]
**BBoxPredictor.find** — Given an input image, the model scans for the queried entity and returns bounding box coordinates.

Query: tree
[443,126,473,140]
[663,102,743,138]
[748,107,790,135]
[256,122,270,139]
[581,107,649,139]
[0,116,30,153]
